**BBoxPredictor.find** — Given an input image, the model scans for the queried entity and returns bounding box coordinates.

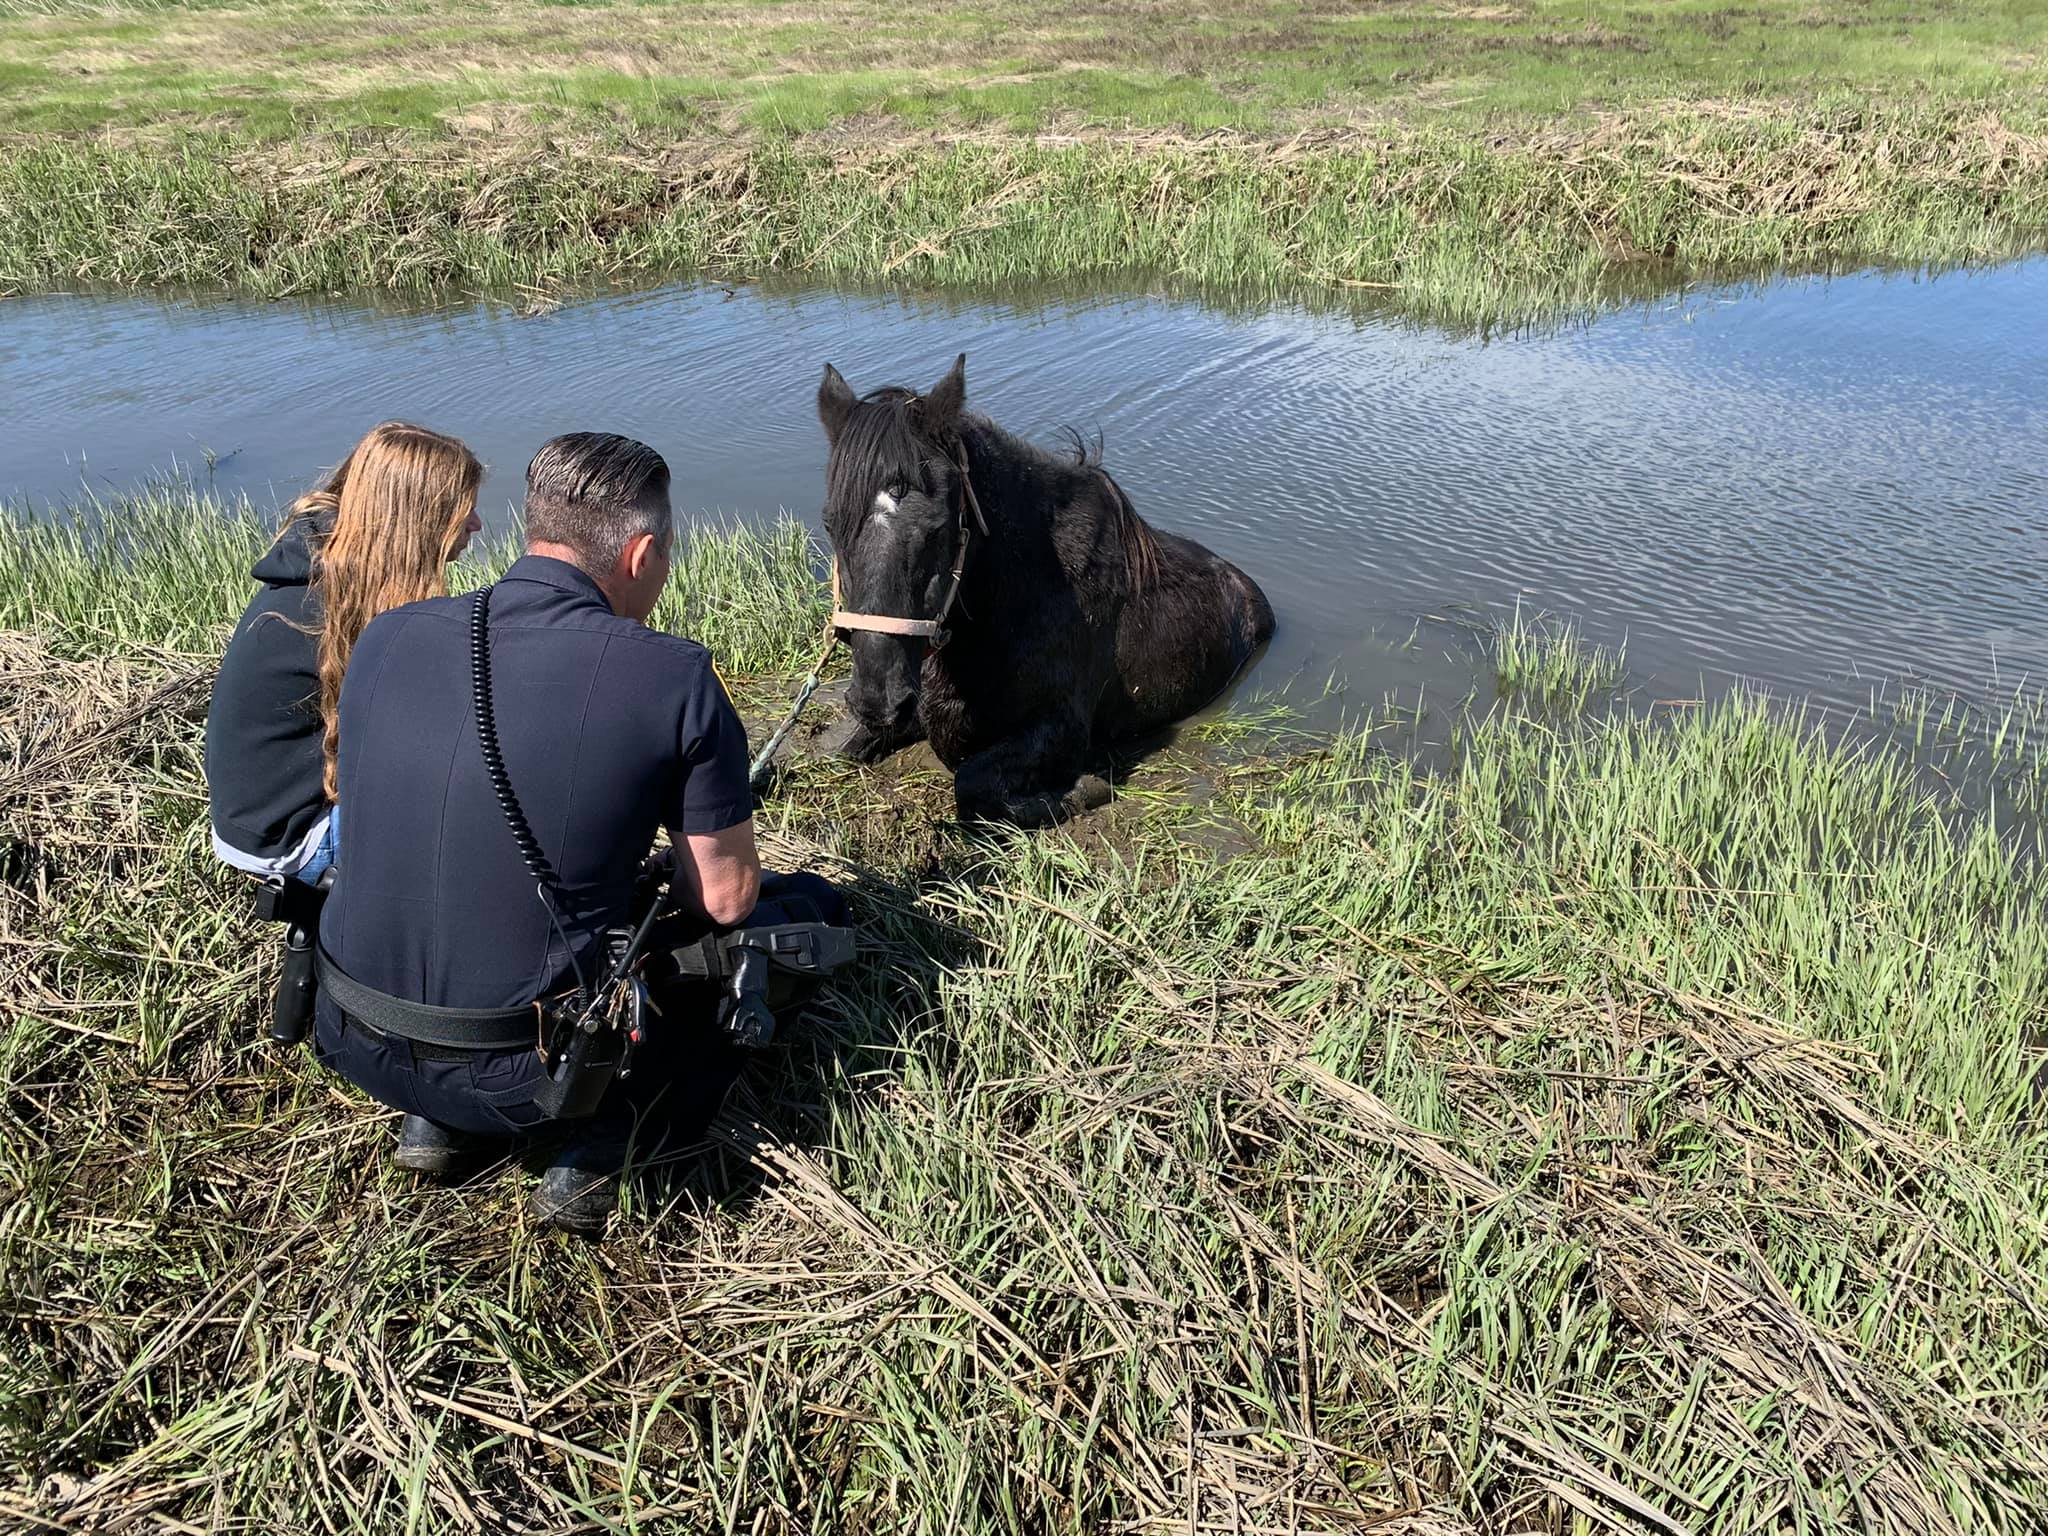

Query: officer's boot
[530,1117,628,1236]
[393,1114,501,1181]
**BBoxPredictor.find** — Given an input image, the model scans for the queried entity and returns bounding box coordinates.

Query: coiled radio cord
[469,584,590,1002]
[469,585,562,892]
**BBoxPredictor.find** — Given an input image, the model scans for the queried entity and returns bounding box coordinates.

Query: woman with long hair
[206,422,484,882]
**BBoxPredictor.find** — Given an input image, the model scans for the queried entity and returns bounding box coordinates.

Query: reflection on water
[3,263,2044,723]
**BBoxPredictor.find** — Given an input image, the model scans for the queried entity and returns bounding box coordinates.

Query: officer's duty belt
[314,944,536,1051]
[314,923,854,1052]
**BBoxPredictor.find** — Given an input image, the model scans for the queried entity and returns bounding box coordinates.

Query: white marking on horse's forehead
[871,489,899,519]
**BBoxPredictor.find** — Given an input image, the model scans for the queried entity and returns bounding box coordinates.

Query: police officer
[315,432,843,1233]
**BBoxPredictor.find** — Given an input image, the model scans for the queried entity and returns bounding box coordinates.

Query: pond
[4,263,2044,726]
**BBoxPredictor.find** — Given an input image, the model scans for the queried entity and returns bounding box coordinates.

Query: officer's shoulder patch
[613,622,711,666]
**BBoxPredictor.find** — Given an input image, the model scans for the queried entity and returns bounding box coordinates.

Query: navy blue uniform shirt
[318,555,751,1022]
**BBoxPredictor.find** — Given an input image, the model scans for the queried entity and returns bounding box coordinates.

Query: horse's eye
[885,482,909,501]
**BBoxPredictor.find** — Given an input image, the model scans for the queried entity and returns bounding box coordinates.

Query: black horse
[816,353,1275,825]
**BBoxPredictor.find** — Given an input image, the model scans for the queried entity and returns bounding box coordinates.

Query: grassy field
[4,489,2046,1532]
[0,1,2043,320]
[1,0,2039,139]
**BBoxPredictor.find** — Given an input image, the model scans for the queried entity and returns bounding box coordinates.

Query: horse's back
[1102,526,1273,738]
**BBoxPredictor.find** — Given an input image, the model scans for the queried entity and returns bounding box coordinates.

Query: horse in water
[816,353,1275,825]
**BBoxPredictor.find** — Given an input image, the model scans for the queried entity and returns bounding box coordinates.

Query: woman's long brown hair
[279,422,483,802]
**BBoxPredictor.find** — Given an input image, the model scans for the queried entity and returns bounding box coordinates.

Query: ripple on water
[2,263,2044,717]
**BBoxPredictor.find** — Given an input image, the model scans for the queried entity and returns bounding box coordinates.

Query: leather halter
[830,438,989,648]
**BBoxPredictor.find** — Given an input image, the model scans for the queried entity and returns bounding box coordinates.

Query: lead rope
[747,615,840,794]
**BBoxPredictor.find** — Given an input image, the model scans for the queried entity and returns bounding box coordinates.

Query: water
[4,266,2045,723]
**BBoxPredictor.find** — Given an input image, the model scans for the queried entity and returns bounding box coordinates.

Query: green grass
[0,0,2043,319]
[0,485,829,674]
[5,489,2047,1531]
[1489,601,1626,712]
[0,482,272,649]
[1,1,2042,139]
[4,99,2041,326]
[1874,674,2048,815]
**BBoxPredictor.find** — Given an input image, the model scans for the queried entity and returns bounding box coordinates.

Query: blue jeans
[295,808,340,885]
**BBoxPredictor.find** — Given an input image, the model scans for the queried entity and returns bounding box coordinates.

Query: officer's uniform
[315,553,839,1148]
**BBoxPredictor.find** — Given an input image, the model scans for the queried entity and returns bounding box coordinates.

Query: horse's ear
[818,363,855,445]
[923,353,967,434]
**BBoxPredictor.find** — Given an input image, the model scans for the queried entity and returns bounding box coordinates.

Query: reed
[0,485,828,675]
[0,482,269,648]
[4,492,2045,1532]
[1488,601,1627,711]
[3,103,2041,326]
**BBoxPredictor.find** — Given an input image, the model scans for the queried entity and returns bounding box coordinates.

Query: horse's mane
[830,389,1161,597]
[1053,426,1162,600]
[978,421,1161,599]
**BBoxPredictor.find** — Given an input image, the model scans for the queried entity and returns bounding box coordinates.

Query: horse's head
[816,352,974,741]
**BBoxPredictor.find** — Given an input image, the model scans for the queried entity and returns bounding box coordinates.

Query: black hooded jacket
[205,515,330,864]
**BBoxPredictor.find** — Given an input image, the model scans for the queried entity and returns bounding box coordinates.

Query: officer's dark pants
[315,873,847,1164]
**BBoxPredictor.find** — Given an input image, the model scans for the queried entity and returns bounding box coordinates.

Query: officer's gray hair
[524,433,673,573]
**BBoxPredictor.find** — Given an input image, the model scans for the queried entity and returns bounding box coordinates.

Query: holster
[667,923,856,986]
[528,1000,628,1119]
[253,869,333,1047]
[658,922,857,1049]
